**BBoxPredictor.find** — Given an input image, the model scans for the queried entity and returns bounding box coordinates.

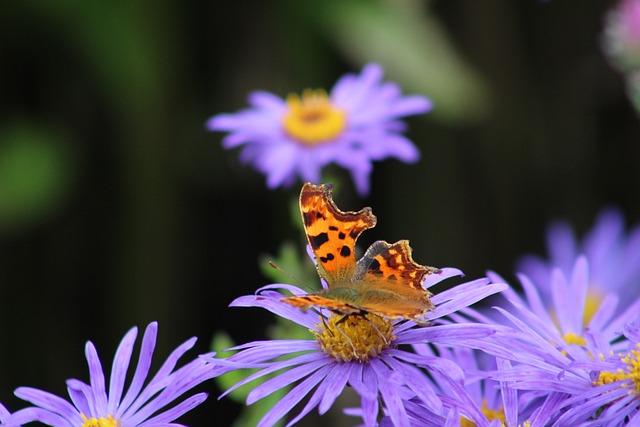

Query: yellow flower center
[550,289,602,328]
[583,289,602,325]
[563,332,587,346]
[282,89,347,145]
[560,332,590,357]
[460,400,506,427]
[313,313,395,363]
[595,344,640,394]
[81,414,119,427]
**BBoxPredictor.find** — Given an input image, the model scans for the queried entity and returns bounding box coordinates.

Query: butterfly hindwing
[353,240,439,319]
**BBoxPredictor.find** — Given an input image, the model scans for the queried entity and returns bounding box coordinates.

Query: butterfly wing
[281,294,362,316]
[299,183,376,288]
[353,240,440,320]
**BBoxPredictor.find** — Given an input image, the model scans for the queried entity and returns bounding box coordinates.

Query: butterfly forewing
[280,294,362,315]
[299,183,376,288]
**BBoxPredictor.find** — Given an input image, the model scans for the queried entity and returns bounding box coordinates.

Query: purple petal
[117,323,158,415]
[370,359,409,427]
[65,379,94,417]
[348,364,378,426]
[257,365,333,427]
[382,356,442,414]
[135,393,208,427]
[546,220,578,273]
[246,358,328,404]
[284,363,352,426]
[84,341,108,415]
[3,407,74,427]
[219,352,325,399]
[429,281,506,320]
[107,326,138,414]
[14,387,79,423]
[247,91,286,113]
[231,287,319,329]
[398,323,497,345]
[423,268,463,289]
[122,336,198,420]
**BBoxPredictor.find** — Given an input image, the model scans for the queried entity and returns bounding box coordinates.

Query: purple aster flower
[4,322,219,427]
[430,255,640,424]
[399,343,557,427]
[205,268,508,427]
[488,312,640,426]
[207,63,431,195]
[517,207,640,317]
[491,256,640,354]
[477,257,640,425]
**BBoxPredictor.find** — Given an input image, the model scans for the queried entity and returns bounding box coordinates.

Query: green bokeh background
[1,0,639,425]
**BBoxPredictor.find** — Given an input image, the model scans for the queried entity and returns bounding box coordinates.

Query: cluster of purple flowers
[202,208,640,427]
[203,64,640,426]
[2,62,639,427]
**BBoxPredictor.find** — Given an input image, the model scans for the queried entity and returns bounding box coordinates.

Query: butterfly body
[282,183,440,321]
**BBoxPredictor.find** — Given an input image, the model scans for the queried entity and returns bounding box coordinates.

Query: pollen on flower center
[583,289,603,325]
[282,89,347,145]
[460,400,506,427]
[313,313,395,363]
[81,414,119,427]
[595,344,640,394]
[563,332,587,346]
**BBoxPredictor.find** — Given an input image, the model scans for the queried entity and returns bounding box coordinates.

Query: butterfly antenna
[267,261,315,292]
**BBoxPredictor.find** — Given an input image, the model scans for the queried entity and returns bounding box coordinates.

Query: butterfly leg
[335,314,351,325]
[363,313,389,346]
[320,314,335,337]
[333,315,359,360]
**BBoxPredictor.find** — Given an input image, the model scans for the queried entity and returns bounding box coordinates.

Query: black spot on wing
[303,212,315,227]
[320,253,335,263]
[338,232,346,240]
[340,245,351,257]
[329,226,338,231]
[368,258,383,276]
[310,232,329,249]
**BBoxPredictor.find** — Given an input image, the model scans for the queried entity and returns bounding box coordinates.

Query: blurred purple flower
[205,269,509,427]
[604,0,640,71]
[207,63,431,196]
[4,322,218,427]
[494,256,640,353]
[517,207,640,314]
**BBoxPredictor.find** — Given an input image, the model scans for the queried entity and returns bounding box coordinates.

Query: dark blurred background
[1,0,639,425]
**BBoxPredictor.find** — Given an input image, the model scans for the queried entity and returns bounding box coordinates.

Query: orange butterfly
[281,182,440,321]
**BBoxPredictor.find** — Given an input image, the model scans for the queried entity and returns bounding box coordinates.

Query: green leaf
[0,123,73,232]
[318,0,491,123]
[259,241,318,290]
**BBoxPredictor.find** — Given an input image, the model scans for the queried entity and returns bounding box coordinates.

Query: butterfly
[281,182,441,322]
